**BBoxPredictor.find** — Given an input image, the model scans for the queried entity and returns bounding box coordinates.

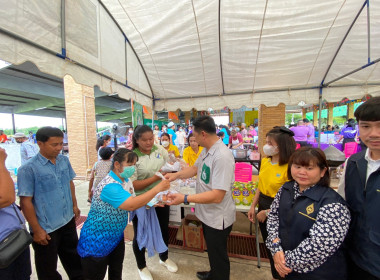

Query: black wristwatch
[184,195,189,205]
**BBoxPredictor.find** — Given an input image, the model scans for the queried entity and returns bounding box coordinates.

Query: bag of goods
[232,182,243,205]
[241,184,252,206]
[250,181,258,198]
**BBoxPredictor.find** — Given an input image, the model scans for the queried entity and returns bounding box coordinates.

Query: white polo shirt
[194,139,236,230]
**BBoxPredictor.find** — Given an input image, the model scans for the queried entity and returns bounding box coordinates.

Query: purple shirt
[290,126,310,141]
[307,124,315,141]
[341,126,357,139]
[0,205,25,241]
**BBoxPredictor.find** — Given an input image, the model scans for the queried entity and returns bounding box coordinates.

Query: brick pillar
[313,106,318,127]
[302,108,306,119]
[184,111,191,125]
[348,102,355,119]
[258,103,286,156]
[63,75,97,178]
[327,103,334,126]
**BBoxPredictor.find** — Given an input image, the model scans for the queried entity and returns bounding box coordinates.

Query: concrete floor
[29,179,273,280]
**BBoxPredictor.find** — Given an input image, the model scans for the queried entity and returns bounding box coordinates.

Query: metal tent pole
[11,114,16,134]
[318,87,323,148]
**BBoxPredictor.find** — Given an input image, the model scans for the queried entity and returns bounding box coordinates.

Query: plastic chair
[344,142,358,158]
[235,162,253,182]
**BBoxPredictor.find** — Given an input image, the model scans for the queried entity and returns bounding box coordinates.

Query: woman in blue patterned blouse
[77,148,170,280]
[266,147,350,279]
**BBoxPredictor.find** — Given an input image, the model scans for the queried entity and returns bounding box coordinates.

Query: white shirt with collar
[338,148,380,199]
[194,139,236,230]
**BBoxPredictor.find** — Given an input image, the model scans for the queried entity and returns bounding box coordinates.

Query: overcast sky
[0,113,111,130]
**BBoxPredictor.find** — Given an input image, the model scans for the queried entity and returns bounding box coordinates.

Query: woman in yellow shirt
[182,133,203,166]
[248,126,296,280]
[160,133,180,158]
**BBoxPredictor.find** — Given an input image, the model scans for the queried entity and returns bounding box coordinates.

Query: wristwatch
[184,195,189,205]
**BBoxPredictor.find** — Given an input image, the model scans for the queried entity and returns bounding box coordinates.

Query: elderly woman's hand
[273,251,292,277]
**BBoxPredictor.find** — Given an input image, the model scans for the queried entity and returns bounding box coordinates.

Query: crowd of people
[0,97,379,280]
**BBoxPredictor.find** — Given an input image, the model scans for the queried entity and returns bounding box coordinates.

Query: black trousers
[0,247,31,280]
[258,193,282,280]
[81,239,125,280]
[348,255,380,280]
[202,222,233,280]
[31,218,83,280]
[132,205,170,269]
[296,141,310,147]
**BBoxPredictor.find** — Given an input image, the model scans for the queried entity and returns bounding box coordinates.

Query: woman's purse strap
[11,204,27,230]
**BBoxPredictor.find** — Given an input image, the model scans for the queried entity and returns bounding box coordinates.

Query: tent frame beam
[321,0,368,85]
[154,82,380,101]
[324,57,380,86]
[321,0,380,88]
[0,28,152,101]
[97,0,154,99]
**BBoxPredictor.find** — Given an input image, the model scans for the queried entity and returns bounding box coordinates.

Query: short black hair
[217,131,225,138]
[346,118,356,128]
[36,127,64,143]
[354,97,380,122]
[287,147,330,187]
[303,118,310,123]
[111,148,138,170]
[103,135,111,141]
[193,116,216,134]
[99,147,114,160]
[132,125,153,149]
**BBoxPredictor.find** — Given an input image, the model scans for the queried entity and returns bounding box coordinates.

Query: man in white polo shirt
[166,116,236,280]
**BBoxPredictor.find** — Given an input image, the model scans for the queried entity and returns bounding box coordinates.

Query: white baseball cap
[168,121,175,127]
[13,132,27,138]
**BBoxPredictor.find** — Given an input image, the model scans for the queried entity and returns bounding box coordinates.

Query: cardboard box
[182,214,206,251]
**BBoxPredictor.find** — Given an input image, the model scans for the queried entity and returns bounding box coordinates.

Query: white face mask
[263,144,278,156]
[179,129,183,132]
[162,141,169,148]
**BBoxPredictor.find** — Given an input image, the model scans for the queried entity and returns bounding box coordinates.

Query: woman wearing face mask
[248,126,296,280]
[77,148,170,280]
[160,133,180,158]
[130,126,178,279]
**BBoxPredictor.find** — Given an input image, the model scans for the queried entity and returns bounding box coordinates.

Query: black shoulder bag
[0,204,33,269]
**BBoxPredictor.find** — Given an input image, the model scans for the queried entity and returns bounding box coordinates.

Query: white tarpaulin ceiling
[0,0,379,111]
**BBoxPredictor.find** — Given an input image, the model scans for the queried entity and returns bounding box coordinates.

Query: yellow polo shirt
[258,157,289,198]
[183,146,203,166]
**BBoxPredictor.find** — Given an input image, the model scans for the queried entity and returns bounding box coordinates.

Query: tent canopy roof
[0,0,379,111]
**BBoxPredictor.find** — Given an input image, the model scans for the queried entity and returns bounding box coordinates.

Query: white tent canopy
[0,0,379,111]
